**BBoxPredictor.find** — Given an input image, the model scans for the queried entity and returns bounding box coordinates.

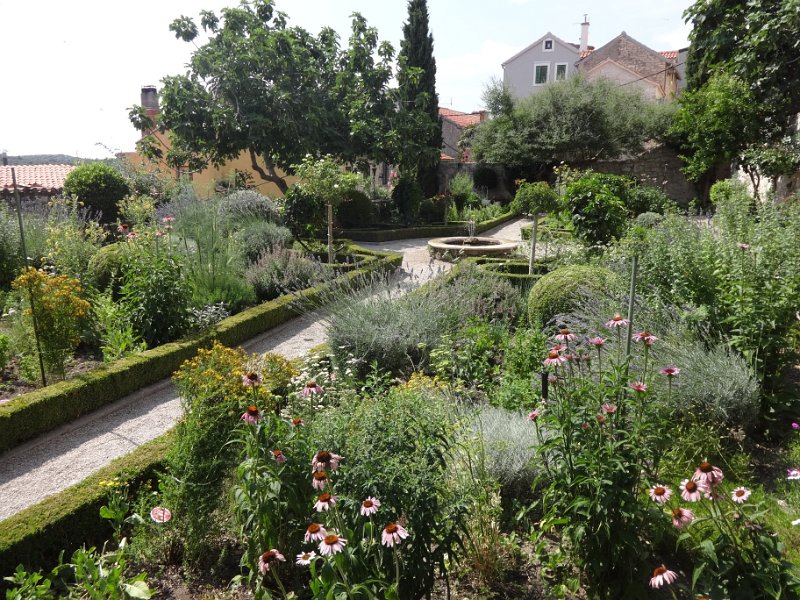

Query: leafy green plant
[527,264,618,327]
[0,202,21,290]
[63,163,130,223]
[219,189,281,224]
[626,185,672,215]
[245,247,328,302]
[562,173,632,246]
[91,291,146,362]
[511,180,558,216]
[43,196,106,282]
[391,174,424,224]
[235,221,294,264]
[336,190,375,228]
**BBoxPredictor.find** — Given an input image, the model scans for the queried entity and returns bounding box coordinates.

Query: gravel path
[0,218,530,522]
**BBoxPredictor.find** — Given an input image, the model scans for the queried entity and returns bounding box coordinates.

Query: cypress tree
[397,0,442,197]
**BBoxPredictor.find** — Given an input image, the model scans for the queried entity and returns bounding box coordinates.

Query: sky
[0,0,693,159]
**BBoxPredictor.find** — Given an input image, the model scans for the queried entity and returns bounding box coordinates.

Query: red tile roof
[0,164,75,192]
[660,50,679,60]
[439,108,483,128]
[439,108,466,117]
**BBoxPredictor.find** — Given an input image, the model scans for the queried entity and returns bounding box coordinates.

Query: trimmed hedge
[466,257,549,292]
[0,432,172,577]
[342,211,517,242]
[527,264,618,327]
[0,246,401,453]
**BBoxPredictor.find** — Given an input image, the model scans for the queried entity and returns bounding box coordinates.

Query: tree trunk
[528,215,538,275]
[249,149,289,194]
[327,201,334,264]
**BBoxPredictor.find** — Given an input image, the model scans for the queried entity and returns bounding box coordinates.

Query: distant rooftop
[439,108,484,128]
[0,164,75,192]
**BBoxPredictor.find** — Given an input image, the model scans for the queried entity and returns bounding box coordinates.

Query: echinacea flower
[731,487,751,504]
[737,242,751,251]
[679,479,704,502]
[296,551,317,566]
[629,381,648,393]
[242,372,262,387]
[649,484,672,504]
[605,314,630,329]
[241,405,261,425]
[304,522,327,543]
[150,506,172,523]
[319,533,347,556]
[787,469,800,480]
[589,337,607,347]
[693,462,724,486]
[793,422,800,430]
[126,232,139,240]
[117,223,130,233]
[381,522,409,547]
[271,450,286,465]
[528,409,541,422]
[659,366,680,378]
[312,450,343,472]
[314,493,337,512]
[543,351,568,367]
[555,328,576,342]
[162,215,175,224]
[596,414,607,425]
[671,507,695,529]
[633,331,658,344]
[601,403,617,414]
[550,344,566,353]
[312,471,330,491]
[258,549,285,574]
[303,380,324,397]
[360,497,381,516]
[649,565,678,589]
[291,417,305,427]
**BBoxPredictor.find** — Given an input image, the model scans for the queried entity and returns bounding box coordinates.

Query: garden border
[0,245,401,453]
[341,211,517,242]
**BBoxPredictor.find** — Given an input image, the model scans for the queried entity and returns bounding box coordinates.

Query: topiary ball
[527,265,617,326]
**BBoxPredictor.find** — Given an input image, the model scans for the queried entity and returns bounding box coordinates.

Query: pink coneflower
[381,522,409,547]
[787,469,800,480]
[155,229,165,238]
[162,215,175,224]
[543,351,568,367]
[360,497,381,516]
[731,487,751,503]
[562,353,576,362]
[649,565,678,589]
[649,484,672,504]
[296,551,317,566]
[596,414,607,425]
[793,422,800,430]
[671,507,695,529]
[679,479,704,502]
[737,242,751,251]
[117,223,130,234]
[312,471,330,491]
[528,409,541,422]
[313,493,337,512]
[242,372,262,387]
[659,366,680,378]
[704,487,724,501]
[258,549,285,574]
[601,403,617,414]
[241,405,261,425]
[554,328,576,342]
[550,344,566,353]
[312,450,343,472]
[693,462,724,486]
[304,522,327,543]
[126,232,139,240]
[580,422,590,431]
[633,331,658,344]
[605,314,630,329]
[291,417,305,427]
[303,380,324,397]
[150,506,172,523]
[629,381,648,393]
[319,533,347,556]
[589,337,607,347]
[271,450,286,465]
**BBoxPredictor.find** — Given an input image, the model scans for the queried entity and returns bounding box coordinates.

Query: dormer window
[543,39,554,52]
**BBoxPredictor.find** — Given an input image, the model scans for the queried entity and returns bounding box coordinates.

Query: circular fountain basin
[428,236,519,258]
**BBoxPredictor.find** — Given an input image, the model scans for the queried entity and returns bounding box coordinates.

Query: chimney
[141,85,160,118]
[580,15,590,53]
[473,110,489,122]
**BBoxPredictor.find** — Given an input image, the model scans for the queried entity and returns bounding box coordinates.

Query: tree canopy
[471,77,673,180]
[130,0,396,193]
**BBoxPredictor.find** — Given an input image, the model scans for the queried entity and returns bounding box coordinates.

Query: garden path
[0,218,531,521]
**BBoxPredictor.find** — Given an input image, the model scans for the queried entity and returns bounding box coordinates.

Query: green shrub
[0,203,21,290]
[0,333,10,372]
[418,196,447,223]
[511,180,558,216]
[218,189,281,224]
[244,247,328,302]
[448,172,478,212]
[63,163,130,223]
[235,221,294,264]
[709,179,752,208]
[335,189,374,228]
[120,248,191,347]
[188,268,256,314]
[391,175,423,224]
[86,243,127,292]
[527,264,617,326]
[633,211,664,228]
[282,184,325,239]
[563,173,631,246]
[627,185,672,215]
[42,196,106,282]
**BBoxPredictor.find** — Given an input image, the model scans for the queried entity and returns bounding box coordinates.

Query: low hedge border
[464,257,549,291]
[0,246,401,453]
[341,211,517,242]
[0,432,173,578]
[520,223,572,241]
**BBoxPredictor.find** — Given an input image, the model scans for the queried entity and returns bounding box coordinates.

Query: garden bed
[0,246,400,453]
[341,211,517,242]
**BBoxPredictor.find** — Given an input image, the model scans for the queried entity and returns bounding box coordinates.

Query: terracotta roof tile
[439,108,467,117]
[0,164,75,192]
[660,50,679,60]
[445,113,482,128]
[440,153,455,161]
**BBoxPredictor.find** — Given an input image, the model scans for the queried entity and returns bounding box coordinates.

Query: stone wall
[592,144,699,204]
[437,162,512,202]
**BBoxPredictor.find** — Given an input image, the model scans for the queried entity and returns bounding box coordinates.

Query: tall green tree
[396,0,442,196]
[129,1,396,194]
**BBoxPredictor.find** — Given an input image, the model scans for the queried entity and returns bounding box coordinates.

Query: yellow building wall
[120,131,296,198]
